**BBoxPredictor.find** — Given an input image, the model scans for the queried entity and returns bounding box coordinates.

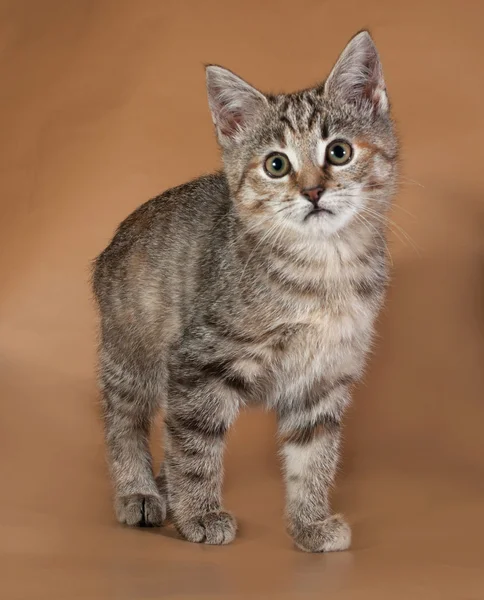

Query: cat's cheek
[373,155,392,180]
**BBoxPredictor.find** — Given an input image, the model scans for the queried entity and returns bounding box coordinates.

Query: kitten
[92,30,398,552]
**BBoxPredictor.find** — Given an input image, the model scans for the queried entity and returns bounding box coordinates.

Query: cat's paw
[176,510,237,545]
[289,514,351,553]
[115,493,166,527]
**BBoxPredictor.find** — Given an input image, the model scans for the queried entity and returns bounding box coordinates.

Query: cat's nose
[301,186,324,206]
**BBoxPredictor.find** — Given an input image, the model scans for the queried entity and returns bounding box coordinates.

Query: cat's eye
[326,140,353,166]
[264,153,291,178]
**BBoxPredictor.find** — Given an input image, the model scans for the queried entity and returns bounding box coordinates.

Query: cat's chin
[300,211,350,238]
[304,208,335,220]
[304,212,339,232]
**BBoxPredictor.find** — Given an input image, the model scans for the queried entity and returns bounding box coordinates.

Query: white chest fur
[274,290,375,401]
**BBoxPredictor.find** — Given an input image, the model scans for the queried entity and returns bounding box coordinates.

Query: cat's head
[206,31,398,240]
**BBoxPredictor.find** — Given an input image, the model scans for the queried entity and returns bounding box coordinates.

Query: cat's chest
[265,290,376,395]
[229,243,385,401]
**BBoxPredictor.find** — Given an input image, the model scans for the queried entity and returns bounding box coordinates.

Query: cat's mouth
[304,207,335,220]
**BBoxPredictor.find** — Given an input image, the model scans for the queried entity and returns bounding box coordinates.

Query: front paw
[175,510,237,545]
[289,514,351,553]
[115,493,166,527]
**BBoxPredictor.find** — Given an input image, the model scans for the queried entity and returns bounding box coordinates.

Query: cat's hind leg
[155,462,170,516]
[100,355,166,527]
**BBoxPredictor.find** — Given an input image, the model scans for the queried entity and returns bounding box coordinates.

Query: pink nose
[302,186,324,205]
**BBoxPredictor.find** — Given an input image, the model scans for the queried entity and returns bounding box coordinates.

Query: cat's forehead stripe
[280,115,296,135]
[276,92,326,135]
[307,105,320,131]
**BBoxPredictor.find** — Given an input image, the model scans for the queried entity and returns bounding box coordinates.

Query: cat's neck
[231,212,386,286]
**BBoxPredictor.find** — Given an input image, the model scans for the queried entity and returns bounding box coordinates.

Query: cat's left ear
[206,65,268,147]
[324,31,388,114]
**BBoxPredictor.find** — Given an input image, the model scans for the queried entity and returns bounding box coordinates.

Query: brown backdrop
[1,1,483,598]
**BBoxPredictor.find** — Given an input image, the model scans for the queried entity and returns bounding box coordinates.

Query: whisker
[226,204,295,246]
[398,175,425,188]
[370,198,418,221]
[238,221,281,284]
[342,190,418,221]
[359,207,421,256]
[354,213,394,267]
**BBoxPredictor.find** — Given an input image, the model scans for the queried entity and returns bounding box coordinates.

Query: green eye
[264,153,291,178]
[326,140,353,166]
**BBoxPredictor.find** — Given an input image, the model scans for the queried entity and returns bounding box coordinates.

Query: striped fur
[92,31,398,551]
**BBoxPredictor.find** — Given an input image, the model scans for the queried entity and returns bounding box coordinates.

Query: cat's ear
[206,65,268,147]
[324,31,388,114]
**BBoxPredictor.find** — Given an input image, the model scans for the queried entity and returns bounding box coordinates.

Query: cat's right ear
[205,66,268,148]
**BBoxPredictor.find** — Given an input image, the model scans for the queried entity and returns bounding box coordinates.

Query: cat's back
[93,172,229,296]
[92,171,230,338]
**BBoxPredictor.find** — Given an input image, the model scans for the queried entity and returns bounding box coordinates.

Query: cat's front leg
[164,375,239,545]
[278,379,353,552]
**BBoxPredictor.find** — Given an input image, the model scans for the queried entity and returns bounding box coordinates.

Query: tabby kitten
[92,31,398,552]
